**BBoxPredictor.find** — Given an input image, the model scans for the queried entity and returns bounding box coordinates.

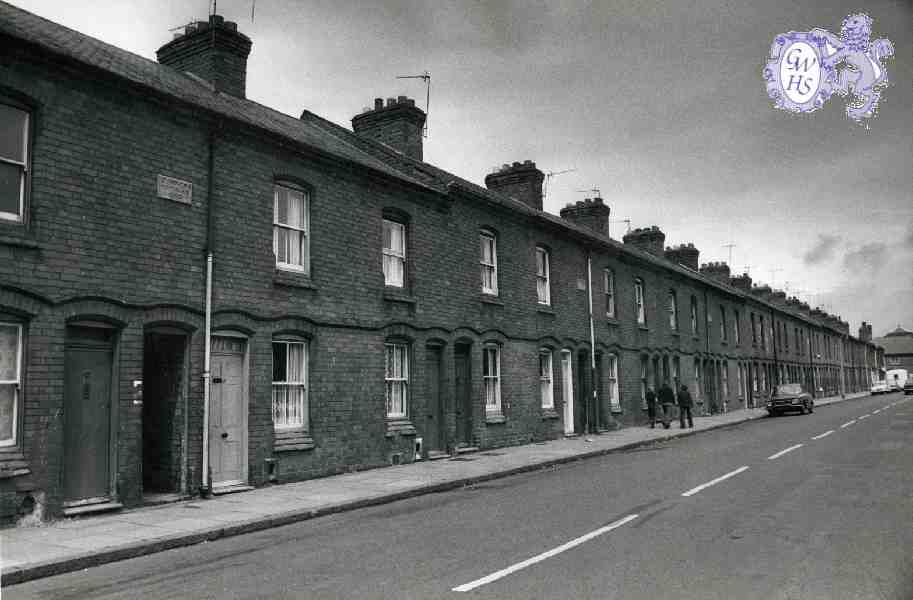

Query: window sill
[383,289,417,304]
[638,325,649,331]
[0,224,39,249]
[606,317,619,326]
[610,406,624,414]
[541,409,560,420]
[485,414,507,424]
[273,269,317,290]
[274,429,315,452]
[480,294,504,306]
[0,450,31,479]
[671,330,681,337]
[536,305,555,315]
[385,418,417,437]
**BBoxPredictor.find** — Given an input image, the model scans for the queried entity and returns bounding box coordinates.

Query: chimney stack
[859,321,872,342]
[699,261,731,284]
[664,243,699,270]
[622,226,666,256]
[751,284,773,301]
[352,97,426,161]
[559,197,611,235]
[729,272,752,290]
[485,161,545,211]
[156,14,252,98]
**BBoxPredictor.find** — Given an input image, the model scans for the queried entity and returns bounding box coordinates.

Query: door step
[427,450,451,461]
[62,501,124,517]
[211,484,254,496]
[454,446,479,455]
[143,492,188,507]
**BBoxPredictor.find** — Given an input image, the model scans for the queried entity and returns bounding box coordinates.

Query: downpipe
[586,254,598,438]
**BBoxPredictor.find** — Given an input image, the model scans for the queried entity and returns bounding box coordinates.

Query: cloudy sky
[9,0,913,337]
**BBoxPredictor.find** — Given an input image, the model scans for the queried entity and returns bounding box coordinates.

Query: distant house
[875,327,913,373]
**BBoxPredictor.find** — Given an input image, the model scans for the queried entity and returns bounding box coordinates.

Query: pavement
[0,391,868,586]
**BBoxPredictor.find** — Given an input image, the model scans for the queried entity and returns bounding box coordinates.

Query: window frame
[271,338,309,431]
[479,230,499,296]
[690,296,698,336]
[608,354,621,412]
[0,102,30,224]
[604,269,616,318]
[384,342,410,419]
[634,278,646,325]
[668,290,678,331]
[0,321,22,447]
[720,306,728,342]
[382,218,406,288]
[482,344,502,415]
[640,355,648,409]
[539,349,554,410]
[273,181,311,274]
[734,311,741,345]
[535,247,551,305]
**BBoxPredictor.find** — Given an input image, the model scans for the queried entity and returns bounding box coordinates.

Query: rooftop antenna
[609,218,631,239]
[543,168,576,204]
[396,71,431,137]
[575,187,601,197]
[251,0,256,21]
[722,242,736,266]
[743,265,751,276]
[769,267,782,286]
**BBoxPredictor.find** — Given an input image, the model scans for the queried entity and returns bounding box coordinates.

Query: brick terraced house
[0,4,884,523]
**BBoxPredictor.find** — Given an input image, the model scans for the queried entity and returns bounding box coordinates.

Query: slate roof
[0,2,869,339]
[875,328,913,355]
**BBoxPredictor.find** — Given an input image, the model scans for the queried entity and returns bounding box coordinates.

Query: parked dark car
[904,380,913,395]
[767,383,814,416]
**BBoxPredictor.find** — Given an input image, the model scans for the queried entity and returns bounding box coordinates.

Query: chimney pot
[374,98,384,110]
[352,95,427,160]
[397,95,407,104]
[485,159,546,211]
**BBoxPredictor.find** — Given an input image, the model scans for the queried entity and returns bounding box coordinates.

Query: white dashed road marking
[452,514,639,592]
[873,409,881,414]
[681,466,750,498]
[767,444,804,460]
[859,414,870,420]
[840,420,857,428]
[811,430,834,440]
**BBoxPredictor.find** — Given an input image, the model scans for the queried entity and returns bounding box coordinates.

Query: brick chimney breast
[664,243,699,270]
[351,97,426,161]
[559,197,611,235]
[622,226,665,255]
[156,14,252,98]
[485,160,545,211]
[699,261,731,284]
[729,273,753,290]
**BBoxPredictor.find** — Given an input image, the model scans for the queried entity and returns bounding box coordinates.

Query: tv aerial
[543,168,576,204]
[396,71,431,137]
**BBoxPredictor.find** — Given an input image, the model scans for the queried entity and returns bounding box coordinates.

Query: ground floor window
[483,345,501,415]
[721,362,729,399]
[272,340,308,430]
[608,354,620,413]
[539,349,553,410]
[385,343,409,418]
[640,356,648,409]
[0,322,21,446]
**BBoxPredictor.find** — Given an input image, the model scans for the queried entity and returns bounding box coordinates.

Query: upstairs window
[483,345,501,415]
[273,183,309,272]
[539,349,554,409]
[734,312,741,345]
[382,219,406,287]
[690,296,698,335]
[668,291,678,330]
[751,313,758,344]
[272,339,308,431]
[604,269,616,318]
[760,316,766,350]
[0,323,22,446]
[634,279,646,325]
[384,343,409,418]
[535,247,550,305]
[0,104,29,223]
[480,231,498,295]
[720,306,728,341]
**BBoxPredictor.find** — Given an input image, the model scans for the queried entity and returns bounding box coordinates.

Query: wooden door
[561,351,574,435]
[454,347,472,446]
[210,337,246,488]
[425,346,444,452]
[63,328,114,505]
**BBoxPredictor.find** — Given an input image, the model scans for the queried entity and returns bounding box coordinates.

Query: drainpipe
[201,126,218,497]
[586,254,597,434]
[703,288,710,415]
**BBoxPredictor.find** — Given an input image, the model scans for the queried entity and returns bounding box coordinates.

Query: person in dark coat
[645,385,657,428]
[658,382,675,429]
[678,384,694,428]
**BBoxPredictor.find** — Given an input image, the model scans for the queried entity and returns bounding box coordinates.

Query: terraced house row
[0,4,884,523]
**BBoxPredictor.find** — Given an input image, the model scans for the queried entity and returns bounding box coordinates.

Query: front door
[425,346,444,452]
[63,327,114,505]
[454,345,472,446]
[210,336,247,488]
[561,350,574,435]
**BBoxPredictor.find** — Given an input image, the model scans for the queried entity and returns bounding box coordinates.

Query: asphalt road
[6,392,913,599]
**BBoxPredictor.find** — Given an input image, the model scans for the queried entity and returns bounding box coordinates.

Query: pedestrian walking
[658,381,675,429]
[679,384,694,428]
[645,385,657,428]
